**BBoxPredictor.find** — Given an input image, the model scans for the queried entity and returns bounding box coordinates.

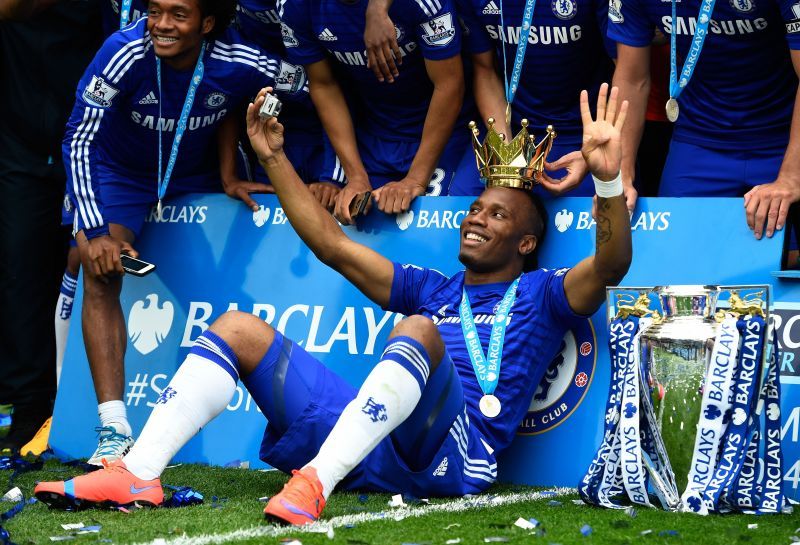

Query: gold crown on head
[469,118,556,190]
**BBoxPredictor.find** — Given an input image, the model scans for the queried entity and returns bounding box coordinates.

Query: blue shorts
[659,139,784,196]
[448,140,592,197]
[320,130,477,196]
[70,164,221,238]
[243,331,496,497]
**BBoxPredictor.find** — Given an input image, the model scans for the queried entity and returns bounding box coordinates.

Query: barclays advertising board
[52,195,795,496]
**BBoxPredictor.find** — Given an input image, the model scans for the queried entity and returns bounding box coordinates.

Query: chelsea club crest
[729,0,755,12]
[518,319,596,434]
[204,92,227,109]
[551,0,577,20]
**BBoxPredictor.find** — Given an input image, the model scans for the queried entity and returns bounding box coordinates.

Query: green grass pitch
[3,461,800,544]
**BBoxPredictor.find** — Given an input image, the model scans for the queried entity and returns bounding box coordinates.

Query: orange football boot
[35,459,163,510]
[264,467,326,525]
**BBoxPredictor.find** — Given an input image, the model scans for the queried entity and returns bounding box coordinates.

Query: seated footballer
[35,84,632,525]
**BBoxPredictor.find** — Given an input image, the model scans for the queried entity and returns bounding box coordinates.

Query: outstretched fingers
[605,85,618,124]
[595,83,609,123]
[579,89,592,127]
[615,100,629,131]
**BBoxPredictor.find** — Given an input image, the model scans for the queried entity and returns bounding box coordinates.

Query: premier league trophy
[468,117,556,190]
[579,285,790,515]
[642,286,721,494]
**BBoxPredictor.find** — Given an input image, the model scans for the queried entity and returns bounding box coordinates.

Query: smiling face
[458,187,539,281]
[147,0,214,70]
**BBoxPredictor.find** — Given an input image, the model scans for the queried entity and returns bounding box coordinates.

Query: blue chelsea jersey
[388,263,584,453]
[236,0,285,52]
[608,0,796,149]
[279,0,463,140]
[63,18,306,235]
[458,0,614,145]
[101,0,148,38]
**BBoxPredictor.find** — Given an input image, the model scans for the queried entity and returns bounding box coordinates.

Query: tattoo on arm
[595,198,612,251]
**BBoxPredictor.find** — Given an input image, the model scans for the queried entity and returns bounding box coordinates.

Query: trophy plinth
[641,286,720,494]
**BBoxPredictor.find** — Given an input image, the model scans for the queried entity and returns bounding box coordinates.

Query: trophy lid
[657,285,720,320]
[643,285,721,344]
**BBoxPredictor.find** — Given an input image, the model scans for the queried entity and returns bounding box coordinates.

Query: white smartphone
[120,254,156,277]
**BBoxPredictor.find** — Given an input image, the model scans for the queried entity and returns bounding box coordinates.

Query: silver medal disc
[157,199,163,218]
[479,394,501,418]
[666,98,679,123]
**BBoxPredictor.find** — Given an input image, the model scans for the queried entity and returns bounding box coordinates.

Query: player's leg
[33,310,274,509]
[264,315,444,525]
[77,222,137,465]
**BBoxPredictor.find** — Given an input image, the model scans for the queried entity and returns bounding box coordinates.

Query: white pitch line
[132,487,574,545]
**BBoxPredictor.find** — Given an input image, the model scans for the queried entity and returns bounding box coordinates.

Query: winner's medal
[459,277,520,419]
[156,42,206,218]
[665,98,679,123]
[667,0,716,123]
[480,394,502,418]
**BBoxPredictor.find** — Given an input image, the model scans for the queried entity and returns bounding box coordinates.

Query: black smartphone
[121,254,156,277]
[349,191,372,218]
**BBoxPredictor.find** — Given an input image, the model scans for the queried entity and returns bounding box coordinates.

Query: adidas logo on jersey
[138,91,158,105]
[433,457,448,477]
[318,28,337,41]
[482,1,501,14]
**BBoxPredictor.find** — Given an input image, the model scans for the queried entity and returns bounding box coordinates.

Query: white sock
[54,270,78,387]
[124,332,239,480]
[98,400,132,437]
[306,336,430,498]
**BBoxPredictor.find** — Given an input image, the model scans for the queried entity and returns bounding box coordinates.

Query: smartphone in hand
[121,254,156,277]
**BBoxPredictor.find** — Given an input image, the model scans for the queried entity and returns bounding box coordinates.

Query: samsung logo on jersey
[130,109,227,131]
[661,15,768,35]
[236,4,280,25]
[485,24,583,45]
[145,205,208,224]
[332,42,418,66]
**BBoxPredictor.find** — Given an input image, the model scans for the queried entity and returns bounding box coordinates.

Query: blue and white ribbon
[120,0,133,28]
[498,0,537,111]
[681,316,740,514]
[459,277,520,399]
[579,316,638,508]
[156,41,206,206]
[704,316,765,512]
[669,0,717,102]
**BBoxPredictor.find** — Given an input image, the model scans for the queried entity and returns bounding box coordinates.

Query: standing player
[64,0,304,465]
[279,0,471,224]
[35,83,632,524]
[449,0,621,201]
[236,1,335,210]
[611,0,800,238]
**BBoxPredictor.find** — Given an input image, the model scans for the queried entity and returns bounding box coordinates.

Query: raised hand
[246,88,285,164]
[580,83,628,182]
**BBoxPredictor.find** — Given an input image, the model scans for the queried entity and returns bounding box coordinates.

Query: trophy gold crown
[469,118,557,190]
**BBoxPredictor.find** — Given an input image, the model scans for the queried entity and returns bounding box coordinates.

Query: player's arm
[216,112,273,211]
[472,50,511,137]
[365,0,401,82]
[372,54,464,214]
[247,88,394,306]
[743,49,800,239]
[610,43,650,211]
[563,84,632,315]
[0,0,57,19]
[305,58,373,225]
